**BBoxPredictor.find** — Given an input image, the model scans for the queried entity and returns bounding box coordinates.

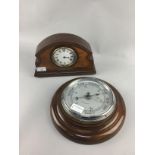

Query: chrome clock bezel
[52,47,77,67]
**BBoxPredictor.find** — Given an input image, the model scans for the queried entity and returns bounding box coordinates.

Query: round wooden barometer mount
[50,77,126,144]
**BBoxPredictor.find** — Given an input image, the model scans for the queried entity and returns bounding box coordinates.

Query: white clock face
[52,47,77,67]
[61,77,116,122]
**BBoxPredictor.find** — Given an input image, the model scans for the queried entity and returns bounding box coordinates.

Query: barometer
[50,77,126,144]
[34,33,96,77]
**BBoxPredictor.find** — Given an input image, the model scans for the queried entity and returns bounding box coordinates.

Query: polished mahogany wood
[50,78,126,144]
[34,33,96,77]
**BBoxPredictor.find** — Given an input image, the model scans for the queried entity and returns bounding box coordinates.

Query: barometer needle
[63,56,70,59]
[75,93,100,100]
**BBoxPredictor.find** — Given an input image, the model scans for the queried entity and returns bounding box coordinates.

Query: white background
[2,0,155,155]
[19,0,134,155]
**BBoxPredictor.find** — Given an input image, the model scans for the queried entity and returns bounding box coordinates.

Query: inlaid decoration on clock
[34,33,96,77]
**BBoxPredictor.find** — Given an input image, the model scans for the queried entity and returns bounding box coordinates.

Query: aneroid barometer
[50,77,126,144]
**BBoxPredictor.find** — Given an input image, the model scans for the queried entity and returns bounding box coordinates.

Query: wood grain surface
[34,33,96,77]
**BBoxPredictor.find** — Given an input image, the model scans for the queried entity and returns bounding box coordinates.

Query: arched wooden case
[50,78,126,144]
[34,33,96,77]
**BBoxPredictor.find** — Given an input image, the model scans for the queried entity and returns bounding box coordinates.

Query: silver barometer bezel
[61,77,116,123]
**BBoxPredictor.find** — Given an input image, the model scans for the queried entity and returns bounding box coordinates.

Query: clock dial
[52,47,77,67]
[61,77,116,122]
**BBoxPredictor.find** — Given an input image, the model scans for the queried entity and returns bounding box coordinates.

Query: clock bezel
[51,46,78,67]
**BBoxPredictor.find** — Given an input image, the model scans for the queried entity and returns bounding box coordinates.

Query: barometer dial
[61,77,116,122]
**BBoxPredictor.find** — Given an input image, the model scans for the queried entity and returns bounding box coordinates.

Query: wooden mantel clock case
[50,77,126,144]
[34,33,96,77]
